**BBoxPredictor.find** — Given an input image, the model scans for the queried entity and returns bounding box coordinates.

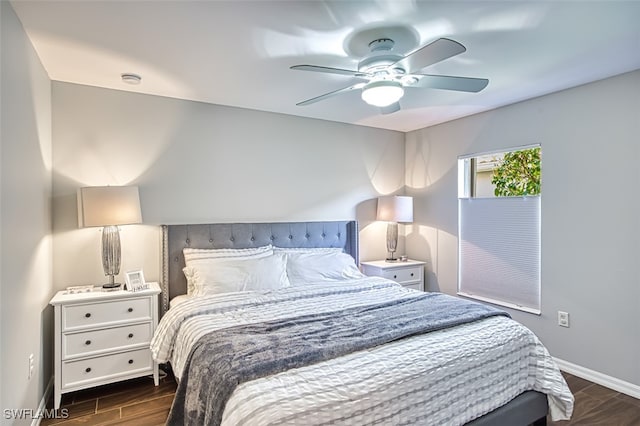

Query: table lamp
[377,195,413,262]
[77,186,142,289]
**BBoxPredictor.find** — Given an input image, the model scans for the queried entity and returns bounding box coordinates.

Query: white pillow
[285,251,364,285]
[273,247,344,254]
[183,245,273,264]
[183,245,273,294]
[185,253,290,296]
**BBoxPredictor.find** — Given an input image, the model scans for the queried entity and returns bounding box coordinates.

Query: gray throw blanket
[167,292,509,426]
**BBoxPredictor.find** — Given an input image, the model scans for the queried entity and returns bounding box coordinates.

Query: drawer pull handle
[85,340,91,345]
[85,313,91,318]
[128,359,134,364]
[410,273,414,277]
[127,308,133,313]
[85,367,91,373]
[393,275,397,279]
[128,333,134,339]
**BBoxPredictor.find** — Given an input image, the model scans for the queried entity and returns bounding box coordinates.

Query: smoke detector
[121,73,142,85]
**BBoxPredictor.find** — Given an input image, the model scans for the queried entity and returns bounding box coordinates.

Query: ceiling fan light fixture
[361,80,404,107]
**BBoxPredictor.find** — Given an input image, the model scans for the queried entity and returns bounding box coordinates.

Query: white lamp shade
[377,195,413,223]
[77,186,142,228]
[361,81,404,107]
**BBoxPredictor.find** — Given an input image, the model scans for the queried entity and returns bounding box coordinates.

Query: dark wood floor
[42,369,177,426]
[43,369,640,425]
[549,373,640,426]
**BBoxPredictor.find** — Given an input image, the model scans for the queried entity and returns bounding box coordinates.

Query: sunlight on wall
[22,234,53,298]
[358,135,408,262]
[405,130,457,191]
[406,224,437,287]
[27,50,53,172]
[405,133,431,191]
[406,224,458,294]
[361,137,405,195]
[52,107,183,188]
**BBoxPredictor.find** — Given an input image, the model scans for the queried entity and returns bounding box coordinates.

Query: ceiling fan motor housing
[358,54,404,75]
[358,38,405,76]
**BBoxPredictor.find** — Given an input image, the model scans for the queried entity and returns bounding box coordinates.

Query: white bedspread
[151,278,574,425]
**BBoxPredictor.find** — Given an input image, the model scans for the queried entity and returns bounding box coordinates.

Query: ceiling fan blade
[296,83,366,106]
[380,102,401,115]
[411,74,489,93]
[392,38,466,74]
[290,65,366,77]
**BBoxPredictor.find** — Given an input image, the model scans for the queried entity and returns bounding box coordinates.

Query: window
[457,145,541,314]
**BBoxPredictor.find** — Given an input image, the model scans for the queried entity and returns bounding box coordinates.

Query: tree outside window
[471,146,541,198]
[491,147,541,196]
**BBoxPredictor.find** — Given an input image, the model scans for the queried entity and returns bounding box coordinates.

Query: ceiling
[10,0,640,132]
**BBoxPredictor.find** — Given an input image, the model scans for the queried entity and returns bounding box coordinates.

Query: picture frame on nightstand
[125,269,148,292]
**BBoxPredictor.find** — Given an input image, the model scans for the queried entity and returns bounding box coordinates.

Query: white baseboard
[554,357,640,399]
[31,377,54,426]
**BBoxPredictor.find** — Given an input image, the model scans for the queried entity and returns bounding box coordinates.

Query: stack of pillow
[182,245,364,297]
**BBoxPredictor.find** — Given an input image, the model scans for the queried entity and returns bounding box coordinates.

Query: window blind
[458,196,541,313]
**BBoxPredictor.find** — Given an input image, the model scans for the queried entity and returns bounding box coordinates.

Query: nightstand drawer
[61,348,153,389]
[62,297,152,331]
[381,266,422,284]
[63,322,153,359]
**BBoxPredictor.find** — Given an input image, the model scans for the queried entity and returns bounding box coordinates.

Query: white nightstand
[49,282,161,409]
[360,260,426,291]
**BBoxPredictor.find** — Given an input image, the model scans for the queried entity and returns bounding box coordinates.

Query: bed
[151,221,573,425]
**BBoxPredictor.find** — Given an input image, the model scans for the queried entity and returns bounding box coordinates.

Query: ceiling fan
[291,37,488,114]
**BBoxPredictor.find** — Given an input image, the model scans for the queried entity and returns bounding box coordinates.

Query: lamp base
[101,225,122,290]
[385,258,399,262]
[385,222,399,264]
[102,282,122,291]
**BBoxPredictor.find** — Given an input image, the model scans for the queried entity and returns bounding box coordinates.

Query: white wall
[1,2,53,424]
[405,70,640,387]
[52,82,405,289]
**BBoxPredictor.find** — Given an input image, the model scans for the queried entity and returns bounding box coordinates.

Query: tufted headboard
[160,221,358,316]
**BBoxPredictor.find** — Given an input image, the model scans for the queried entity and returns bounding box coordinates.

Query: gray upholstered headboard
[160,221,358,315]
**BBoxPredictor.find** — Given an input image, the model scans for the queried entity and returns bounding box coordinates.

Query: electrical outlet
[28,354,34,379]
[558,311,570,328]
